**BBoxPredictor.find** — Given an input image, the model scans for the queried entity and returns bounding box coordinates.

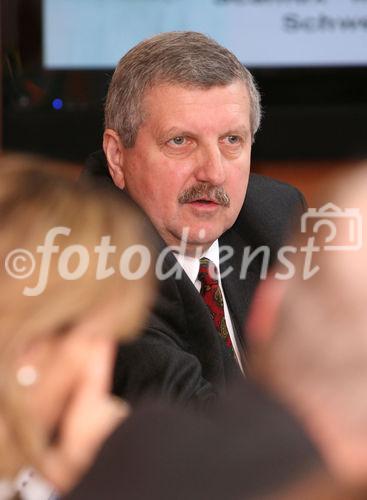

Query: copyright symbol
[5,249,35,279]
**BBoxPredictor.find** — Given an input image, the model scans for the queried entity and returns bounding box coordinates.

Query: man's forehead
[143,80,249,102]
[140,81,251,130]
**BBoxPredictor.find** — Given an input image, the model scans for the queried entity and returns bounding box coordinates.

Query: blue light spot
[52,98,63,110]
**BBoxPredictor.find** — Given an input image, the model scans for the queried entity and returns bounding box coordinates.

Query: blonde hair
[0,157,154,477]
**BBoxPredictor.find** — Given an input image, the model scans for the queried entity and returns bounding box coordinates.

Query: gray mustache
[178,183,230,207]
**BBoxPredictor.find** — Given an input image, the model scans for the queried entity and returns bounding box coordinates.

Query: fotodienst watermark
[3,203,363,296]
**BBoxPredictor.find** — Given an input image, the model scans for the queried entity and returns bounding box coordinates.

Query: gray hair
[105,31,261,147]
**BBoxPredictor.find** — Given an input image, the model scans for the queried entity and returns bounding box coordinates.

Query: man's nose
[194,145,226,186]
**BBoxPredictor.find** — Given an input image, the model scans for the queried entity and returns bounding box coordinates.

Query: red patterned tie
[198,257,233,351]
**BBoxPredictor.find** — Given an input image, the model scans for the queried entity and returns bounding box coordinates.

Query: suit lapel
[220,226,262,361]
[158,249,230,383]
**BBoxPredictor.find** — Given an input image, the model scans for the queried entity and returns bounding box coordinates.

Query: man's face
[109,81,252,254]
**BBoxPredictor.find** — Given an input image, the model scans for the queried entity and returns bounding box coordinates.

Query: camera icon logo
[301,202,363,251]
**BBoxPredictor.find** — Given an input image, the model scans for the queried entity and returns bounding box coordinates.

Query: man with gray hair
[86,31,304,406]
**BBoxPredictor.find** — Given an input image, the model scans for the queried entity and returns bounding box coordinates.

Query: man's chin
[168,227,222,255]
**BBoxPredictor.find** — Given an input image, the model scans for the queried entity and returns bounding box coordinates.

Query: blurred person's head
[103,31,261,255]
[256,469,357,500]
[248,165,367,489]
[0,157,154,493]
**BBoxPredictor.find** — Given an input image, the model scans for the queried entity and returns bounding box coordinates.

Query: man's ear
[103,129,125,189]
[246,272,287,346]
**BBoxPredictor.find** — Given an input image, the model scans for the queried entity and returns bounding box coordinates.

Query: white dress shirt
[174,240,243,372]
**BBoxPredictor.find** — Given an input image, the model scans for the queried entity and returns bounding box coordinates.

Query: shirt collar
[174,240,220,285]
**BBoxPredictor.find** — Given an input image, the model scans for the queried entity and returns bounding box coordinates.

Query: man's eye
[168,136,186,146]
[226,135,240,145]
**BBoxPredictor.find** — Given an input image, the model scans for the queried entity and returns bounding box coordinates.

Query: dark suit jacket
[84,152,305,407]
[63,380,322,500]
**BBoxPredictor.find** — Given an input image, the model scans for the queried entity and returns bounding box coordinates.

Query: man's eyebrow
[156,127,194,143]
[222,126,249,137]
[161,127,191,137]
[156,125,251,144]
[159,126,250,136]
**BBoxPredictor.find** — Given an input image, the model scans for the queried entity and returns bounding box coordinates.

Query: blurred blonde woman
[0,158,154,498]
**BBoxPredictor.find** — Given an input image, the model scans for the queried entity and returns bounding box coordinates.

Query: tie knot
[198,257,218,286]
